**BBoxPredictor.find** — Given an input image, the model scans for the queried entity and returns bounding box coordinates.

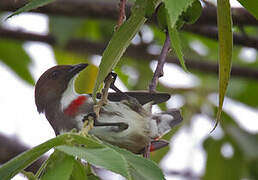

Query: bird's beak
[67,63,88,79]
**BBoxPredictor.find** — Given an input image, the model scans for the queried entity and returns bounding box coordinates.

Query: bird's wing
[96,91,170,105]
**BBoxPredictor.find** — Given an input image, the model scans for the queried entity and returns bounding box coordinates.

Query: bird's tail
[141,109,182,152]
[151,108,183,138]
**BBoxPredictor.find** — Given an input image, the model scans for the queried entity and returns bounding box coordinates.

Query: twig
[145,31,170,158]
[117,0,127,29]
[149,31,171,92]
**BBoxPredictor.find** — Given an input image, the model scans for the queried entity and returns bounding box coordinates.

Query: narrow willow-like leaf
[92,0,161,101]
[214,0,233,131]
[6,0,55,19]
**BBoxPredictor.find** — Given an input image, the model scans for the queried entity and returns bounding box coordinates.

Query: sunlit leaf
[54,49,97,93]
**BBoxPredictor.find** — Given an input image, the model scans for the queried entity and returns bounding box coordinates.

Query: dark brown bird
[35,63,182,153]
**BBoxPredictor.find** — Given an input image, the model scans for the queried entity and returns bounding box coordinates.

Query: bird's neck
[44,77,91,134]
[60,77,78,111]
[60,77,93,116]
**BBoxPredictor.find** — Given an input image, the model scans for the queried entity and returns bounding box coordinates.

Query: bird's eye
[50,70,59,79]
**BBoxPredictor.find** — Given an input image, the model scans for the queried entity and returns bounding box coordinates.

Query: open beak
[67,63,88,79]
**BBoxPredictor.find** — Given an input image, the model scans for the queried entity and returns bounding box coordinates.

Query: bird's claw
[81,113,95,136]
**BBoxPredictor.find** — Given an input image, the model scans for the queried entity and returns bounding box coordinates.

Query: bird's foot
[106,72,132,100]
[84,112,128,131]
[105,72,143,115]
[93,72,114,119]
[81,113,95,136]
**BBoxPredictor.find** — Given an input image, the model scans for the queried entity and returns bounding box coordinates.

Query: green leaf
[0,134,165,180]
[157,4,168,31]
[75,65,98,94]
[70,160,88,180]
[180,0,202,24]
[164,0,203,72]
[0,134,99,180]
[0,39,34,85]
[6,0,56,19]
[237,0,258,19]
[214,0,233,131]
[164,0,195,28]
[109,144,165,180]
[56,145,131,180]
[0,135,65,180]
[41,153,74,180]
[92,0,161,101]
[167,26,188,72]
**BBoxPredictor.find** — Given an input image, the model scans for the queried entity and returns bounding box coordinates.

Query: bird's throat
[60,77,78,111]
[64,96,88,116]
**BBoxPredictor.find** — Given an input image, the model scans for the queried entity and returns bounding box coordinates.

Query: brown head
[35,63,88,113]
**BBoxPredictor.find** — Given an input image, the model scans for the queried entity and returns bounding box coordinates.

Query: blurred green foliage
[0,0,258,179]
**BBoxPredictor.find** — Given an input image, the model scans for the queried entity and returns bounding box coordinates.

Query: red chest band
[64,96,87,116]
